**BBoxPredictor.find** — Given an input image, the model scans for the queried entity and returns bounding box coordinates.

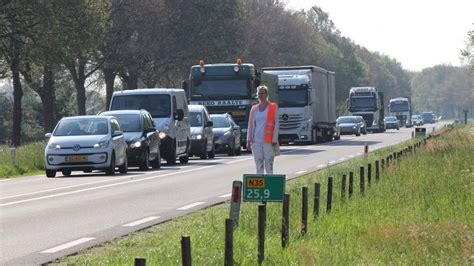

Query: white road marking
[177,202,205,210]
[122,216,160,227]
[329,161,337,164]
[225,157,253,164]
[317,164,326,168]
[218,193,232,198]
[0,165,217,207]
[339,158,346,161]
[348,155,355,158]
[294,170,307,175]
[0,175,142,200]
[356,152,362,155]
[41,237,95,253]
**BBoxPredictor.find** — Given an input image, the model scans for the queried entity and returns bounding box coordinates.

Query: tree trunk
[120,70,138,90]
[41,65,56,133]
[103,67,116,108]
[10,35,23,147]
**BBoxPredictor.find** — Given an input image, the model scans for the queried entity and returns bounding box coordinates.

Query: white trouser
[251,142,275,174]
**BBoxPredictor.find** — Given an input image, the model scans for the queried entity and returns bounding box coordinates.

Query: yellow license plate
[247,178,265,188]
[232,110,246,117]
[66,155,88,162]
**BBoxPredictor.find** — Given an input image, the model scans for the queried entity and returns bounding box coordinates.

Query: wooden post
[327,177,333,213]
[313,183,320,218]
[375,160,380,181]
[301,187,308,235]
[135,258,146,266]
[367,163,372,186]
[282,194,290,248]
[349,172,354,198]
[359,166,365,195]
[225,219,233,266]
[181,235,192,266]
[381,158,385,171]
[258,204,266,264]
[341,174,346,200]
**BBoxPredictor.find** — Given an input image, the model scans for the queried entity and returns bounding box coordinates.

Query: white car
[44,116,128,178]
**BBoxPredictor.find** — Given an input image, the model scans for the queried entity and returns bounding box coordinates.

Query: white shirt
[253,106,268,143]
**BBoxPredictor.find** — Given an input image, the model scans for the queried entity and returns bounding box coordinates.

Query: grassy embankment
[0,142,45,178]
[59,123,474,265]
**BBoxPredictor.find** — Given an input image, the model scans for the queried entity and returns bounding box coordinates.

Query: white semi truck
[388,97,412,127]
[347,87,385,133]
[262,66,338,144]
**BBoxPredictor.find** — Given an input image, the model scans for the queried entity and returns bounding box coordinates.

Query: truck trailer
[262,66,337,144]
[347,87,385,133]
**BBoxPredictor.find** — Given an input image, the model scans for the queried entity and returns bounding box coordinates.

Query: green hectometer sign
[243,174,286,202]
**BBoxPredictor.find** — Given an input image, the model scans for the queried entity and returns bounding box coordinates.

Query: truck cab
[347,87,385,133]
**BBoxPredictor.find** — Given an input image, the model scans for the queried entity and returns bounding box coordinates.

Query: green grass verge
[57,124,474,265]
[0,142,46,178]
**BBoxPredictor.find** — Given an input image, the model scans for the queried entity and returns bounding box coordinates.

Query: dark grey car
[336,116,364,136]
[210,113,241,156]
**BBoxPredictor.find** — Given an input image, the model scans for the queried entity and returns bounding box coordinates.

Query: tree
[461,30,474,69]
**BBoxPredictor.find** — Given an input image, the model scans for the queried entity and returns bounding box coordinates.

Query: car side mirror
[113,130,123,137]
[182,80,188,95]
[233,125,241,131]
[45,133,52,138]
[174,109,184,121]
[206,121,213,127]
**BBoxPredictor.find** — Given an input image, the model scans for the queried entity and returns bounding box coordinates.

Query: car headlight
[159,126,169,139]
[224,131,231,136]
[130,140,142,148]
[191,134,202,140]
[48,143,61,150]
[159,132,167,139]
[352,126,357,129]
[94,140,109,149]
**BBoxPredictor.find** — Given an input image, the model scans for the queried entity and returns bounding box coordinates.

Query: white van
[110,88,191,165]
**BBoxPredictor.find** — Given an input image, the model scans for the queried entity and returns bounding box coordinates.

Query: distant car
[411,115,423,126]
[188,105,215,159]
[384,116,400,130]
[44,116,128,178]
[421,112,435,124]
[210,113,241,156]
[336,116,364,136]
[100,110,161,170]
[354,116,367,135]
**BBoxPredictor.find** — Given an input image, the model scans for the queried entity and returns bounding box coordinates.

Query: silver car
[44,116,128,177]
[336,116,364,136]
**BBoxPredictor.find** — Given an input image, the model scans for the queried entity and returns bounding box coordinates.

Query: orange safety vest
[263,102,277,143]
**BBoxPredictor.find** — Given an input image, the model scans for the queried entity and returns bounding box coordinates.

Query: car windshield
[110,94,171,118]
[385,117,397,122]
[111,114,141,132]
[337,117,357,123]
[54,118,108,136]
[211,116,230,128]
[190,112,203,127]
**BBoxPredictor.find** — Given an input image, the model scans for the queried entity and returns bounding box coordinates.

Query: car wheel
[105,153,115,175]
[62,170,71,176]
[119,155,128,174]
[235,145,241,156]
[151,150,161,169]
[397,127,400,130]
[179,140,190,164]
[356,129,361,137]
[166,142,177,165]
[46,170,56,178]
[363,129,367,135]
[200,140,208,159]
[139,150,150,170]
[228,139,236,156]
[208,141,215,159]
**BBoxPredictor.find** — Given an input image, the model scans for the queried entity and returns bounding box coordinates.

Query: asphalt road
[0,123,444,265]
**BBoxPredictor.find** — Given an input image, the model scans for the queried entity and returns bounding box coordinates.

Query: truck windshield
[278,89,307,107]
[110,95,171,118]
[192,79,249,98]
[350,97,376,109]
[390,101,409,112]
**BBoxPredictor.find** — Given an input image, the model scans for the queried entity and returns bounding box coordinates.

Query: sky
[286,0,474,71]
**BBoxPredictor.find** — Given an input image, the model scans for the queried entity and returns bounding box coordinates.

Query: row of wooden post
[134,139,430,265]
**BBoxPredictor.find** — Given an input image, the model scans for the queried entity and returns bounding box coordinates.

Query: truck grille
[279,114,303,130]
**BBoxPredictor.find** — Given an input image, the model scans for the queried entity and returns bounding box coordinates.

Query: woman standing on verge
[246,85,279,174]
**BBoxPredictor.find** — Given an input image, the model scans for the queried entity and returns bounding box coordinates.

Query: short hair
[257,85,268,95]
